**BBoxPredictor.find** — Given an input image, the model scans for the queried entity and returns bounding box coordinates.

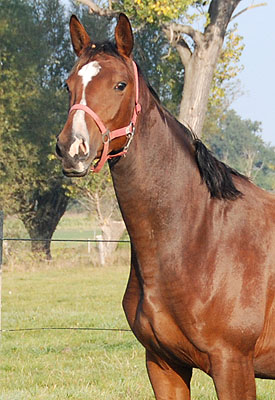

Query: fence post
[0,211,3,336]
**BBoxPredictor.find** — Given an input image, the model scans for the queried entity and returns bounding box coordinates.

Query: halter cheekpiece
[69,61,141,173]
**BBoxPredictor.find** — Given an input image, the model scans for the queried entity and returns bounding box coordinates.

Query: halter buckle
[126,122,134,135]
[102,130,110,144]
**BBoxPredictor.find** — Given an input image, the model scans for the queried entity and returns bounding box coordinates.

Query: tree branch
[73,0,118,17]
[231,3,267,21]
[162,25,192,67]
[162,22,205,68]
[207,0,241,36]
[175,40,192,68]
[76,197,92,213]
[94,192,104,225]
[164,22,204,47]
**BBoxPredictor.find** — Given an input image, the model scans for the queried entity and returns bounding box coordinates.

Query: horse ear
[70,15,91,57]
[115,13,134,58]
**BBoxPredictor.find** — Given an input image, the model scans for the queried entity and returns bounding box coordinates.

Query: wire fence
[0,211,132,336]
[3,238,130,243]
[1,327,132,333]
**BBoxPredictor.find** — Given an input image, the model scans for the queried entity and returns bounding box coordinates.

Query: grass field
[1,213,275,399]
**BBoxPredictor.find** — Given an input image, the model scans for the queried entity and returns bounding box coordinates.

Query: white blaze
[70,61,101,158]
[78,61,101,105]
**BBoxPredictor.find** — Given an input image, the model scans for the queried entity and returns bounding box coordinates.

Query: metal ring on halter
[126,122,134,135]
[124,126,136,152]
[102,130,110,144]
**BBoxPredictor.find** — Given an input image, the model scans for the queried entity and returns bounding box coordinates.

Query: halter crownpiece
[69,61,141,173]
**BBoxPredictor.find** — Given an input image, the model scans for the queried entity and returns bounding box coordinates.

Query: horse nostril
[79,139,89,157]
[56,142,63,158]
[68,136,89,159]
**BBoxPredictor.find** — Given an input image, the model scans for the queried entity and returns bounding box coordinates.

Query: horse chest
[127,289,210,371]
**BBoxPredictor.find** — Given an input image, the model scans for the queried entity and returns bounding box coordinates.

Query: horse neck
[109,77,207,235]
[113,78,200,187]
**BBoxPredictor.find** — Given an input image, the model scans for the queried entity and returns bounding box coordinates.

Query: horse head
[56,13,140,176]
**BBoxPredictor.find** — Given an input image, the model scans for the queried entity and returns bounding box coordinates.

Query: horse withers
[56,13,275,400]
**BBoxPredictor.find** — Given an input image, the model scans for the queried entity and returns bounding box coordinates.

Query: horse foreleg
[146,350,192,400]
[210,351,256,400]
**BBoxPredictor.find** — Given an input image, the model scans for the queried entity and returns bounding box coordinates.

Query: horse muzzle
[55,136,94,177]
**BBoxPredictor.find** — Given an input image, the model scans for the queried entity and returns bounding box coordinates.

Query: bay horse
[56,13,275,399]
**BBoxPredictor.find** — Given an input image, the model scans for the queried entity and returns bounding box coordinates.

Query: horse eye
[115,82,127,91]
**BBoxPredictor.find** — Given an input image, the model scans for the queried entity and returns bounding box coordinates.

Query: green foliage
[133,24,184,114]
[204,110,275,191]
[71,3,113,42]
[209,25,244,112]
[0,0,73,216]
[117,0,209,25]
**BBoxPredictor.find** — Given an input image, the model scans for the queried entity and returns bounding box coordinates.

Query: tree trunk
[177,37,223,136]
[171,0,241,137]
[21,183,69,260]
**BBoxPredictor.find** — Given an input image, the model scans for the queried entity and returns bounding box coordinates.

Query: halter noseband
[69,61,141,173]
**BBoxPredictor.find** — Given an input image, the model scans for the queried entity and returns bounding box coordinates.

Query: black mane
[155,101,248,201]
[193,139,248,200]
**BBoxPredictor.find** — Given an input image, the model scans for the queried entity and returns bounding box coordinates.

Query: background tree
[205,110,275,191]
[0,0,74,258]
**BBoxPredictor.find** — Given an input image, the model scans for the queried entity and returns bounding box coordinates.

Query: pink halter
[69,61,141,173]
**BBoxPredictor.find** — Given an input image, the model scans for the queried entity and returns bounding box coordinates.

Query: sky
[63,0,275,146]
[230,1,275,146]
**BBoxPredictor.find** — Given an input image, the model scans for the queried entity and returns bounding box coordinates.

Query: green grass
[1,213,275,399]
[1,260,275,399]
[1,261,154,400]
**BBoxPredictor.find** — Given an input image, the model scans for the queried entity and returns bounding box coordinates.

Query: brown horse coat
[56,14,275,400]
